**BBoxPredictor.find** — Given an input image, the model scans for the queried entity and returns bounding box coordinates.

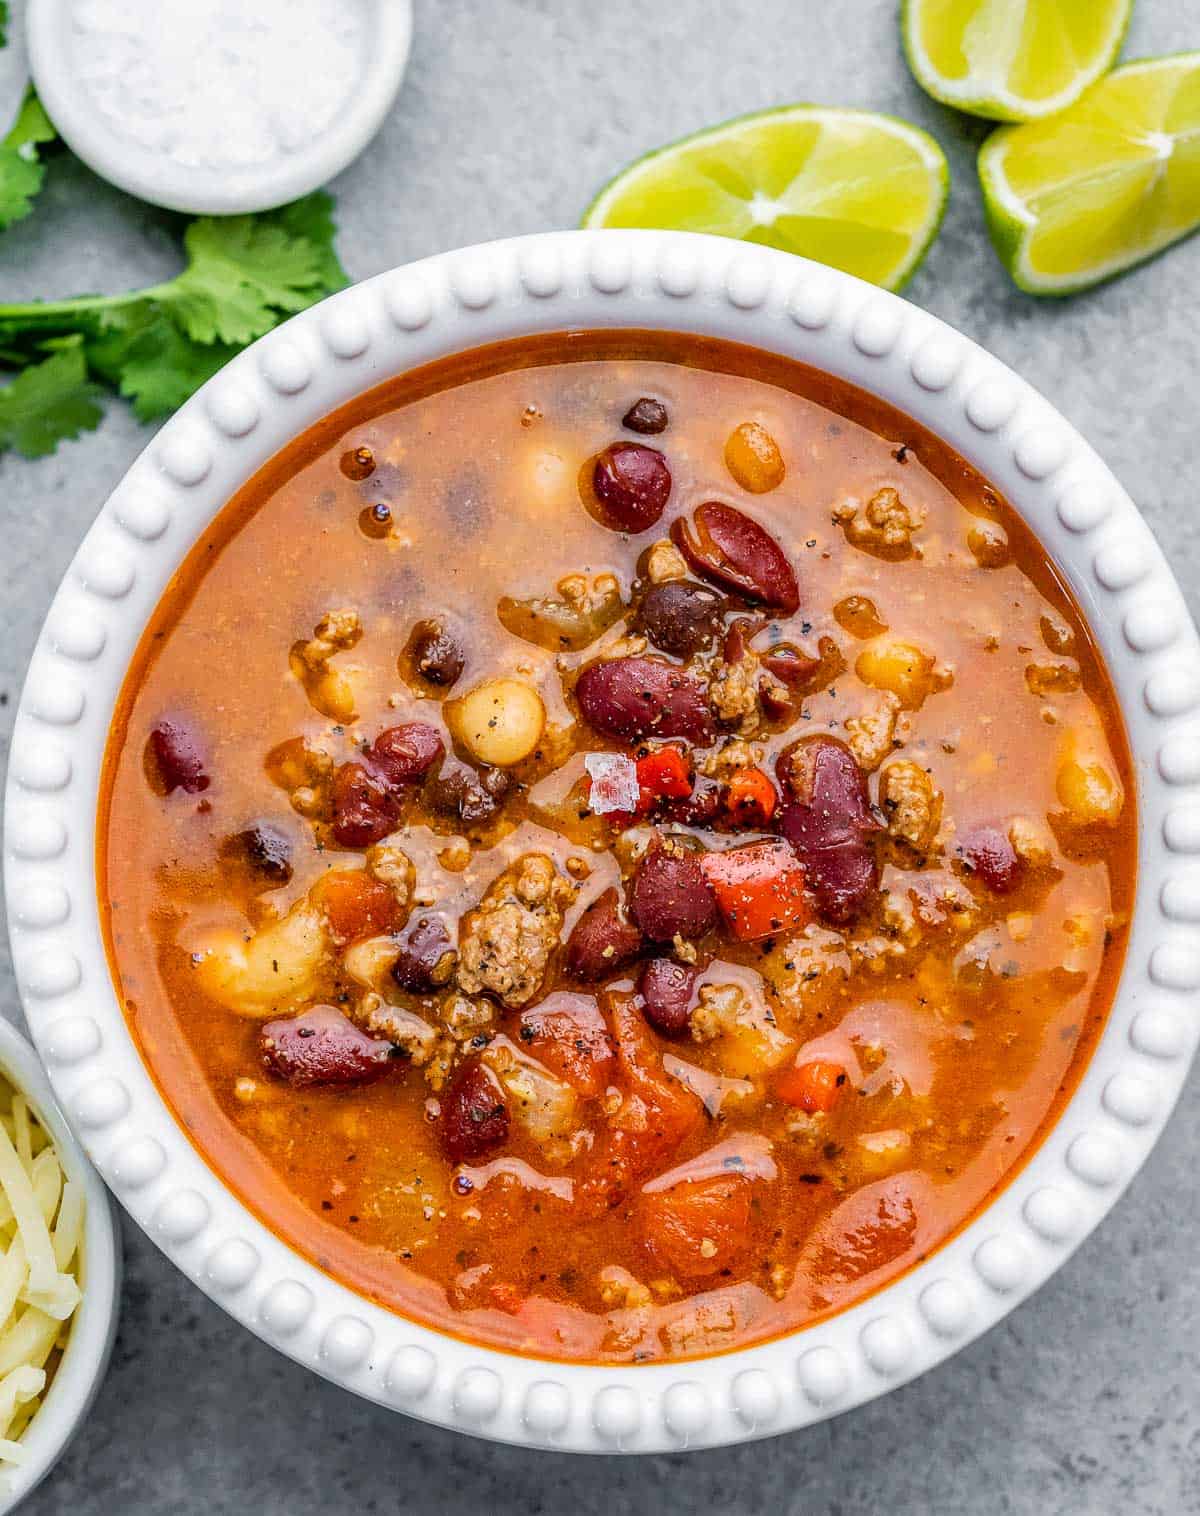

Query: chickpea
[1056,755,1123,825]
[1055,725,1123,826]
[195,900,329,1017]
[448,677,546,767]
[724,421,785,493]
[855,635,936,710]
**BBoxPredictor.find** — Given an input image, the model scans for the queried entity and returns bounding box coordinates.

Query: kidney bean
[958,826,1022,894]
[630,838,717,942]
[721,614,766,665]
[622,397,669,435]
[519,992,616,1096]
[227,822,293,885]
[761,643,820,686]
[575,656,714,745]
[439,1057,509,1163]
[590,443,672,533]
[671,502,800,614]
[659,775,724,827]
[331,761,399,847]
[566,888,645,981]
[391,915,457,993]
[261,1005,393,1088]
[637,958,697,1037]
[148,719,210,794]
[406,618,465,688]
[370,722,444,786]
[777,736,881,925]
[634,580,725,659]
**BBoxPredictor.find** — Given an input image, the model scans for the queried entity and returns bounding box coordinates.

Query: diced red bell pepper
[699,839,811,940]
[636,745,693,799]
[725,767,778,827]
[775,1057,848,1113]
[313,869,403,944]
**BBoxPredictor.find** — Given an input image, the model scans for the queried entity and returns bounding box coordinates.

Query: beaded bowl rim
[4,229,1198,1454]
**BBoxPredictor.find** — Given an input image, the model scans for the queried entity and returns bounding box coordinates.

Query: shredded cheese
[0,1072,85,1467]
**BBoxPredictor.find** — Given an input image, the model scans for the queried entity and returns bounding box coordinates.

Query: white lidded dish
[0,1019,120,1509]
[25,0,413,215]
[3,230,1198,1453]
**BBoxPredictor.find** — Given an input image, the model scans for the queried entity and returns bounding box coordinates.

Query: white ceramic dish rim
[4,229,1199,1455]
[0,1019,120,1509]
[26,0,413,215]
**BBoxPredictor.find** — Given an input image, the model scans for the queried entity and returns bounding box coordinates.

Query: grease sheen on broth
[99,332,1135,1364]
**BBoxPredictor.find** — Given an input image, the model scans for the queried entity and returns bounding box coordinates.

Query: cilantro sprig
[0,4,348,462]
[0,90,57,232]
[0,190,347,453]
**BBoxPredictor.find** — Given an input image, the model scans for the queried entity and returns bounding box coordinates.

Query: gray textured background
[1,1,1198,1511]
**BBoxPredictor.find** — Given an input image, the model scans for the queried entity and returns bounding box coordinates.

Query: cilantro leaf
[264,191,349,294]
[0,2,9,48]
[0,91,58,231]
[0,341,104,457]
[0,189,347,451]
[164,212,332,345]
[86,305,238,421]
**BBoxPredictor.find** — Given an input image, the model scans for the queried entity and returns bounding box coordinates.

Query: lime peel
[979,52,1200,295]
[582,104,949,292]
[903,0,1133,122]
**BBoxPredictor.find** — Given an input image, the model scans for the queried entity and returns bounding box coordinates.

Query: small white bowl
[4,230,1199,1453]
[0,1019,120,1509]
[26,0,413,215]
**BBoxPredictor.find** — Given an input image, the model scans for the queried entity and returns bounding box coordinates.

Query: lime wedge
[903,0,1132,121]
[979,53,1200,295]
[582,106,948,291]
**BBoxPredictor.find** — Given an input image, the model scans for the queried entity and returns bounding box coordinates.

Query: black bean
[622,397,669,435]
[406,619,465,688]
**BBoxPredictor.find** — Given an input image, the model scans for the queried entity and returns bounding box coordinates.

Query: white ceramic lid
[26,0,412,215]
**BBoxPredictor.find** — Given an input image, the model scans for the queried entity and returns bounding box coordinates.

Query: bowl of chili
[4,230,1197,1452]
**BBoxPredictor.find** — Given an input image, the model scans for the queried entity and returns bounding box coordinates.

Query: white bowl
[26,0,413,215]
[4,230,1198,1454]
[0,1019,120,1508]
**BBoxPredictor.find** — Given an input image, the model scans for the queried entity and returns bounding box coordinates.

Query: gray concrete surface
[1,1,1197,1511]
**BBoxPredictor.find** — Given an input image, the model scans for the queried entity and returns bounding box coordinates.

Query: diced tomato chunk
[638,1172,752,1278]
[699,839,811,940]
[636,745,693,800]
[518,992,616,1097]
[775,1057,848,1113]
[580,993,703,1212]
[725,767,778,827]
[313,869,403,944]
